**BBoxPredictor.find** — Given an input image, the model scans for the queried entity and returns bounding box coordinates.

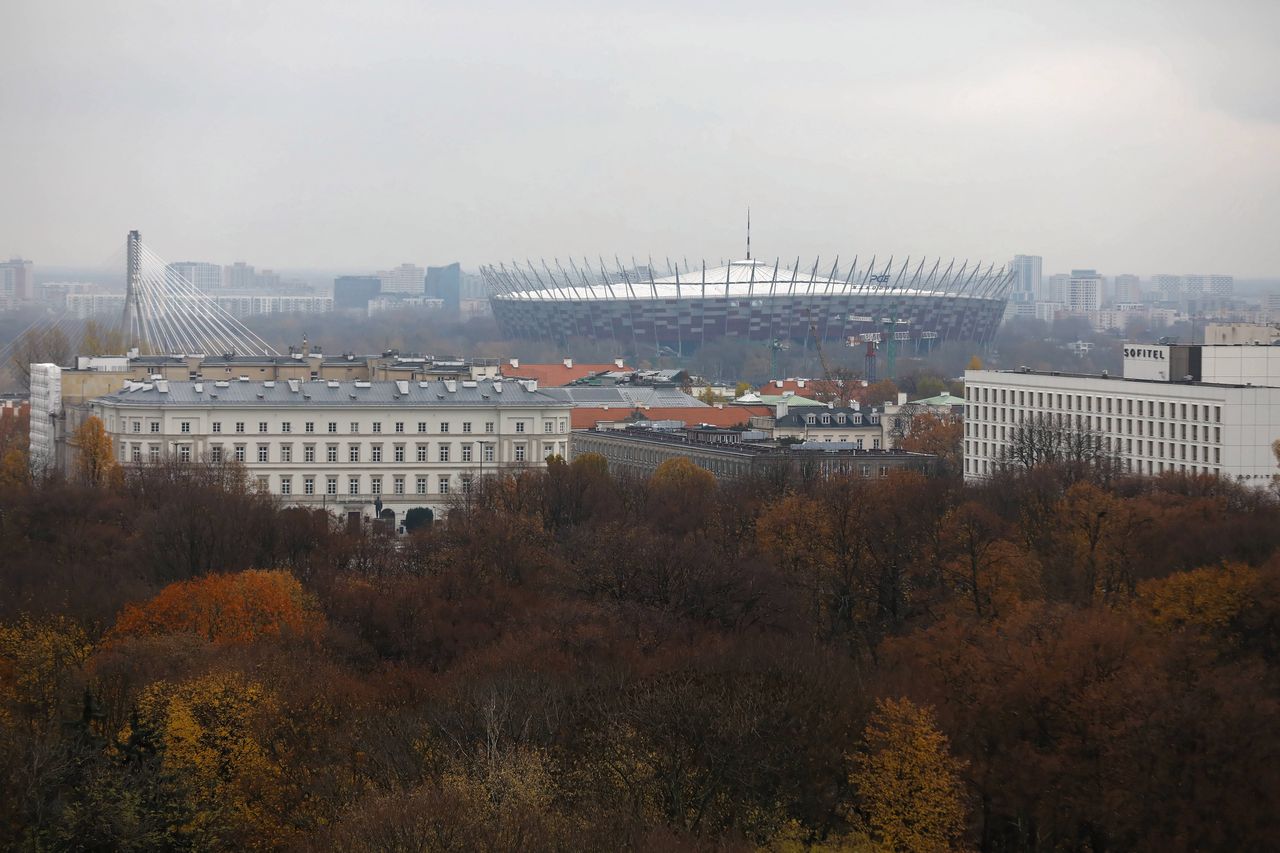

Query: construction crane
[807,318,851,405]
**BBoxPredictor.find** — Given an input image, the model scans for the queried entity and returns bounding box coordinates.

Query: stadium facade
[482,257,1011,354]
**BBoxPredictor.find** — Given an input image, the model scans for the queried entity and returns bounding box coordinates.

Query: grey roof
[94,378,565,409]
[775,406,882,428]
[540,386,709,408]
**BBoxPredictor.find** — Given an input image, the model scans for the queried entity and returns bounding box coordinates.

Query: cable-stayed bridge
[121,230,278,356]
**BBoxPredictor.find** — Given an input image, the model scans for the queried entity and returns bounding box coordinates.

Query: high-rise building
[0,258,35,307]
[167,261,222,291]
[1113,274,1141,303]
[1183,274,1206,297]
[378,263,426,295]
[224,262,257,289]
[1009,255,1041,305]
[1067,270,1102,313]
[1041,273,1070,303]
[426,262,462,315]
[334,275,382,311]
[1152,274,1182,302]
[1207,275,1234,298]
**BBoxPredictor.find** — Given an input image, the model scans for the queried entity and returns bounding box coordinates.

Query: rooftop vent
[395,380,409,395]
[215,381,230,388]
[327,381,339,388]
[508,357,520,368]
[194,383,203,393]
[287,380,300,393]
[462,380,477,388]
[562,357,573,369]
[493,382,503,393]
[354,381,372,389]
[444,380,457,393]
[263,381,275,388]
[155,380,169,394]
[418,381,430,388]
[257,392,265,399]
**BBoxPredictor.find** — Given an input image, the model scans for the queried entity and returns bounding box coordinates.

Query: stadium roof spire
[746,206,751,261]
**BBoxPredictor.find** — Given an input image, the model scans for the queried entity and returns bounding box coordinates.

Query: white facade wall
[378,264,426,295]
[963,369,1280,486]
[90,388,572,520]
[29,364,61,474]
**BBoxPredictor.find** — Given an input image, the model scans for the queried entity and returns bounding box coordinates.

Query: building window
[416,444,428,462]
[180,421,191,433]
[282,422,291,433]
[304,476,315,495]
[542,420,552,433]
[326,476,338,495]
[256,476,269,492]
[304,445,315,463]
[234,445,246,462]
[348,477,360,496]
[132,421,141,433]
[461,475,473,494]
[259,422,268,433]
[178,444,191,462]
[371,445,382,462]
[439,445,450,462]
[394,445,405,462]
[212,422,221,433]
[257,444,269,463]
[462,422,472,433]
[305,422,315,433]
[132,444,142,462]
[328,422,337,433]
[416,476,428,495]
[438,476,450,494]
[371,476,382,495]
[149,444,161,463]
[349,445,360,463]
[150,421,160,433]
[281,445,292,463]
[461,444,473,462]
[326,445,338,463]
[235,422,245,433]
[393,476,405,495]
[440,422,450,433]
[280,477,292,496]
[514,444,526,462]
[515,422,525,433]
[417,422,427,433]
[485,421,495,434]
[395,422,404,433]
[372,422,382,433]
[483,444,495,462]
[350,421,360,434]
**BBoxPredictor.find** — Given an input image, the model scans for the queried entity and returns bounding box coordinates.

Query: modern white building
[377,263,426,295]
[1009,255,1041,305]
[1067,269,1102,313]
[87,378,573,524]
[1112,274,1141,303]
[168,261,223,292]
[29,364,61,473]
[964,343,1280,485]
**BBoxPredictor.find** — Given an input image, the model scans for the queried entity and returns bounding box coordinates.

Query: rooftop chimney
[509,357,520,369]
[563,357,573,369]
[614,357,624,369]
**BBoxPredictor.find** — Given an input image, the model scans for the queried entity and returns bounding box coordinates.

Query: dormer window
[836,414,846,424]
[805,414,816,425]
[821,414,831,424]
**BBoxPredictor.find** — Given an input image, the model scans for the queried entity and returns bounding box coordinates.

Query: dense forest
[2,421,1279,850]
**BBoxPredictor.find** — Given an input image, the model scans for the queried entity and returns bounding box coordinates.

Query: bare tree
[997,413,1122,480]
[9,326,72,391]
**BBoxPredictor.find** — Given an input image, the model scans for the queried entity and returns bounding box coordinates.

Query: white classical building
[964,343,1280,485]
[88,377,572,524]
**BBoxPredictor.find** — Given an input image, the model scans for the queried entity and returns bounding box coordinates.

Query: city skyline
[4,2,1280,275]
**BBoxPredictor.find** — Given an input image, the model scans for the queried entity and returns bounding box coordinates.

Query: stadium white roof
[486,258,1011,302]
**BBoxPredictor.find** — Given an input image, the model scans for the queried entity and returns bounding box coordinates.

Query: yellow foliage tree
[123,671,285,849]
[966,355,983,371]
[650,456,715,494]
[1137,562,1259,636]
[850,697,968,853]
[758,494,833,628]
[0,447,30,491]
[73,415,118,487]
[0,615,91,733]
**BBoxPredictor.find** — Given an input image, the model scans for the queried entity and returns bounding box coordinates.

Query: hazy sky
[3,0,1279,276]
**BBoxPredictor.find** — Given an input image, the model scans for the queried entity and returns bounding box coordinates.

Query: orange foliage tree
[108,569,323,645]
[72,415,118,488]
[900,411,964,476]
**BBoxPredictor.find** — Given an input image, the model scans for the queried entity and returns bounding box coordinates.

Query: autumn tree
[123,671,287,849]
[8,325,71,391]
[940,502,1036,619]
[73,415,118,488]
[899,411,963,476]
[648,456,716,533]
[108,569,323,645]
[849,697,968,852]
[79,319,126,356]
[1137,561,1260,638]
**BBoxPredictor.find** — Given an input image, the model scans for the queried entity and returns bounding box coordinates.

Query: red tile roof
[761,378,820,396]
[501,362,632,387]
[571,405,771,430]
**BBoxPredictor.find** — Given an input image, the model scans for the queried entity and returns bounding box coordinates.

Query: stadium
[482,256,1012,355]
